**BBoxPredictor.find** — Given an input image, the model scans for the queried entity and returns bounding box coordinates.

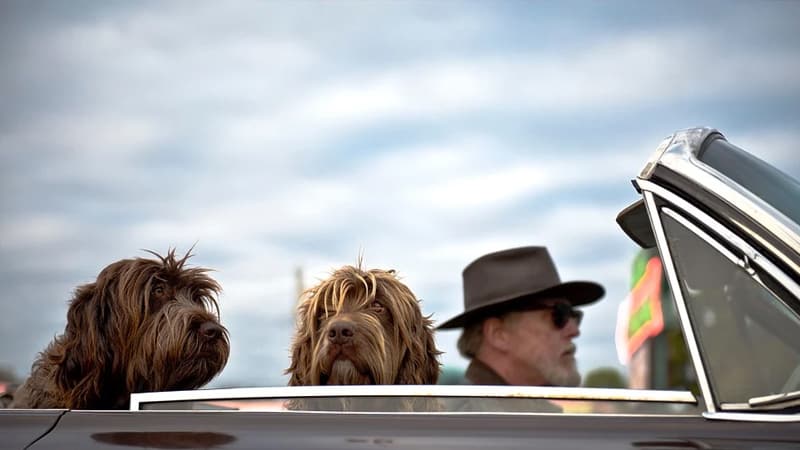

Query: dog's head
[287,265,440,386]
[51,248,229,408]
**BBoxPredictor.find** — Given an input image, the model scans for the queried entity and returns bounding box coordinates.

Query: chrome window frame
[129,385,696,413]
[642,127,800,275]
[643,189,716,414]
[639,180,800,302]
[638,179,800,421]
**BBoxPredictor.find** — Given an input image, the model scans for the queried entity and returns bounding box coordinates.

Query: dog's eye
[153,285,165,297]
[370,301,385,313]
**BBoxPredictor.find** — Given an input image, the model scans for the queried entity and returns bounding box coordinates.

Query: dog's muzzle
[327,319,356,345]
[198,321,225,341]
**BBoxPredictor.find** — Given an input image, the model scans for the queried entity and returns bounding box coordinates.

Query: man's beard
[543,359,581,387]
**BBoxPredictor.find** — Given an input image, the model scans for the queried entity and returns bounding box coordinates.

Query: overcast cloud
[1,0,799,388]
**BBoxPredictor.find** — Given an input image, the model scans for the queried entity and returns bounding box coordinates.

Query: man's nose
[563,316,580,338]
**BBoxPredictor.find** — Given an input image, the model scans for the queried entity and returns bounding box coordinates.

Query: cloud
[731,128,800,167]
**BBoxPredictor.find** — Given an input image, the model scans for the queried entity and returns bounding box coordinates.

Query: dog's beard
[316,343,380,385]
[326,360,372,385]
[128,302,230,392]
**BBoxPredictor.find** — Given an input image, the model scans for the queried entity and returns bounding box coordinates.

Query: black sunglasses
[527,302,583,329]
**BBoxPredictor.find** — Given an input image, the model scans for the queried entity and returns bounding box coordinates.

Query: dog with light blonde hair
[287,265,440,387]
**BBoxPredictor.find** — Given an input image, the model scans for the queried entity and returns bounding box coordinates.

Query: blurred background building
[617,249,698,393]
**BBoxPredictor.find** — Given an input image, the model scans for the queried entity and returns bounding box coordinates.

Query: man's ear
[481,316,513,352]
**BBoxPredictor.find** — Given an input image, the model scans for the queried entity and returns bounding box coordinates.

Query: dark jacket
[447,359,562,413]
[464,359,507,385]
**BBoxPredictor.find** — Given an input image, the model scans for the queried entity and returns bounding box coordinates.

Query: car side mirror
[617,199,656,248]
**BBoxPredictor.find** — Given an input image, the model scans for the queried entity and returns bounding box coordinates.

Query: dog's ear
[396,314,441,385]
[51,267,118,408]
[286,337,313,386]
[286,299,314,386]
[49,283,107,408]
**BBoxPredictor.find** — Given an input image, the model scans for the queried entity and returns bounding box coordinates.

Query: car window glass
[660,209,800,407]
[699,138,800,226]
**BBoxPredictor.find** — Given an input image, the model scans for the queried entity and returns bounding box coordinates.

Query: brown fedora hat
[437,246,604,329]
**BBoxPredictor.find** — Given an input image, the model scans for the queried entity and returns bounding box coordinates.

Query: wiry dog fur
[12,249,229,409]
[287,265,440,387]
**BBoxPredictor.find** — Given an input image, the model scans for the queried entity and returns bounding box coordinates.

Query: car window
[660,208,800,408]
[135,394,699,415]
[699,137,800,227]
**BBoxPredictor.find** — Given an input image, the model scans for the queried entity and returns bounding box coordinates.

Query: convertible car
[2,127,799,449]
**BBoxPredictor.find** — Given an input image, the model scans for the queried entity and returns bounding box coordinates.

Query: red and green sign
[625,256,665,357]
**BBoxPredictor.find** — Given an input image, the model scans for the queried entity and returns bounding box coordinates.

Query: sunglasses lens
[552,303,582,329]
[573,308,583,326]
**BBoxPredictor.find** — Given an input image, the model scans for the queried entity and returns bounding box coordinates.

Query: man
[438,246,604,388]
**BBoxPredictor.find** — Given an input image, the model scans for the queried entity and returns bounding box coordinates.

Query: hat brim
[436,281,604,330]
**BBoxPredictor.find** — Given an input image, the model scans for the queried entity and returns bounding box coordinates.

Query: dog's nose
[328,322,355,344]
[199,321,223,340]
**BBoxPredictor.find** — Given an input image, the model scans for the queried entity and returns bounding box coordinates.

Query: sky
[1,0,799,389]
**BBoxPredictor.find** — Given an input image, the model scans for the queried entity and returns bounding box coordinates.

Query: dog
[11,249,229,409]
[286,265,440,389]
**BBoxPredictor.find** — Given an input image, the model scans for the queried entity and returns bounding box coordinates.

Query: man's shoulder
[444,396,563,413]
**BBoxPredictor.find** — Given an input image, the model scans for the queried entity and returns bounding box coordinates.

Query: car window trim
[640,180,800,307]
[643,188,717,414]
[660,207,794,300]
[129,385,697,411]
[703,411,800,423]
[640,180,800,417]
[643,128,800,266]
[749,390,800,410]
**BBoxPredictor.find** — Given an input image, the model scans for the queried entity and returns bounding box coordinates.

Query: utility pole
[294,266,304,303]
[291,266,304,322]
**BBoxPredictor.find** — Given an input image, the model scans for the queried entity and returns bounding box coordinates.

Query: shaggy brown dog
[287,265,440,387]
[11,249,229,409]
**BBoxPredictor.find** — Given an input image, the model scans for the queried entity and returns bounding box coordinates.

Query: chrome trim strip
[642,190,717,414]
[641,180,800,419]
[640,127,718,180]
[703,412,800,422]
[750,390,800,407]
[639,133,676,179]
[129,385,697,411]
[661,208,800,301]
[639,180,800,301]
[652,129,800,274]
[661,209,739,263]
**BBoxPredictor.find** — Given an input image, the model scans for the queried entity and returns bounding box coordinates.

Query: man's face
[501,301,582,387]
